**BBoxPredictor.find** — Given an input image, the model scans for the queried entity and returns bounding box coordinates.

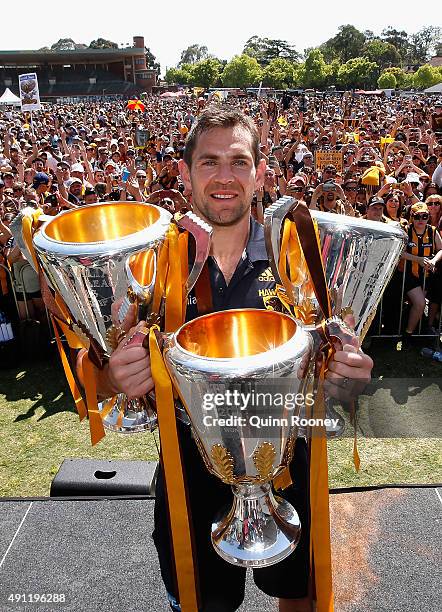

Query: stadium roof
[0,47,144,64]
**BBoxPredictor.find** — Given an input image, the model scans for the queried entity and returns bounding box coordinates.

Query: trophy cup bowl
[33,201,172,433]
[163,308,314,567]
[265,200,407,336]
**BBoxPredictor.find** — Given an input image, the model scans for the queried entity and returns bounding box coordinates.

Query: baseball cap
[71,163,84,173]
[367,196,385,207]
[411,202,429,215]
[164,147,175,155]
[405,172,421,185]
[32,172,50,188]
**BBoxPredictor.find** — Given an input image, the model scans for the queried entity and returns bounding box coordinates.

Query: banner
[19,73,41,111]
[315,150,344,173]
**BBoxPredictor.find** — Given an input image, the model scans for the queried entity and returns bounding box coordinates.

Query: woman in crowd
[398,202,442,340]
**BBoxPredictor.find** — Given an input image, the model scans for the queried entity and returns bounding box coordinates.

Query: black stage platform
[0,487,441,611]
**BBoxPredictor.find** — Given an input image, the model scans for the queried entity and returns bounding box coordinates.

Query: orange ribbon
[149,327,199,611]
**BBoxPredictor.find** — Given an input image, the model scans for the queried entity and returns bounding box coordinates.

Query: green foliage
[337,57,379,89]
[179,44,209,66]
[381,67,411,89]
[242,36,300,66]
[145,47,160,72]
[407,27,442,64]
[221,54,263,88]
[51,38,79,51]
[322,25,366,63]
[262,58,296,89]
[300,49,328,89]
[192,58,223,88]
[377,72,397,89]
[165,64,195,86]
[413,64,440,90]
[89,38,118,49]
[380,28,409,60]
[363,39,401,70]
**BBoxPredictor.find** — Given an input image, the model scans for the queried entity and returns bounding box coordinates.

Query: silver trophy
[30,201,212,433]
[264,197,407,337]
[163,308,311,567]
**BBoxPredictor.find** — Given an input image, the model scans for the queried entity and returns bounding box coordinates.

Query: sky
[2,0,441,76]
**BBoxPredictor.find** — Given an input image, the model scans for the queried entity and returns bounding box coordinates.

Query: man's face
[34,160,44,172]
[70,182,82,197]
[179,126,265,227]
[366,204,384,222]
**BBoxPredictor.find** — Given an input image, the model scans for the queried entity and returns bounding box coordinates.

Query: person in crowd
[397,202,442,342]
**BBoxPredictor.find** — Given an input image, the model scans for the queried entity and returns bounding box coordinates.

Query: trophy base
[99,394,158,434]
[211,482,301,567]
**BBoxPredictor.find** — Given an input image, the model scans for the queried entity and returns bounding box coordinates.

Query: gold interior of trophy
[177,310,296,358]
[44,203,160,243]
[128,249,155,286]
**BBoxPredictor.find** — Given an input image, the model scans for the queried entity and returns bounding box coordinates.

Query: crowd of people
[1,91,442,350]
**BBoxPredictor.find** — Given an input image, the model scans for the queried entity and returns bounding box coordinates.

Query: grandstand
[0,36,158,101]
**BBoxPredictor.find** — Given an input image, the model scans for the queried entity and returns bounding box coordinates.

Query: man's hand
[108,321,154,400]
[324,314,373,402]
[325,336,373,403]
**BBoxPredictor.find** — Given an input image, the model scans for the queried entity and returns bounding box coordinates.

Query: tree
[381,28,409,60]
[382,67,412,89]
[164,65,195,86]
[242,36,300,66]
[221,55,262,88]
[299,49,328,89]
[89,38,118,49]
[407,27,442,64]
[179,44,209,66]
[377,72,397,89]
[322,25,366,63]
[145,47,160,72]
[337,57,379,89]
[413,64,440,90]
[192,58,222,88]
[262,58,296,89]
[51,38,79,51]
[363,40,401,70]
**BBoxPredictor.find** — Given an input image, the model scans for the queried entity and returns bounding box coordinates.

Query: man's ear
[178,159,192,193]
[255,158,267,190]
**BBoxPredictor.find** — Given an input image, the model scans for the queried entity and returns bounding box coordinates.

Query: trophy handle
[264,196,298,285]
[310,316,357,355]
[175,212,213,296]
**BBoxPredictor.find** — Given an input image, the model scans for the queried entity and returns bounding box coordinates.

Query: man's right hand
[107,321,154,399]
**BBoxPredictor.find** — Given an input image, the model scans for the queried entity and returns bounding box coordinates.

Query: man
[98,107,373,612]
[365,196,386,222]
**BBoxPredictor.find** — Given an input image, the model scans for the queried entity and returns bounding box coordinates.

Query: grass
[0,337,441,497]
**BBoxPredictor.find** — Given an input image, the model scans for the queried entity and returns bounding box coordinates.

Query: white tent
[0,87,21,106]
[424,82,442,93]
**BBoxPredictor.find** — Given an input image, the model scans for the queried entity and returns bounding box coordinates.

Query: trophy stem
[99,394,157,434]
[211,482,301,567]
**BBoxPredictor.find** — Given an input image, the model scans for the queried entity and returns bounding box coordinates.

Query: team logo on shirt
[258,267,275,282]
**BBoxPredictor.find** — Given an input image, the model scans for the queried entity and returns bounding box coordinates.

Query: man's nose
[214,162,235,184]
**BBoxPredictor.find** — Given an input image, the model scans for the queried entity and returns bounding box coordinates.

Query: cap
[32,172,50,187]
[68,177,83,186]
[367,196,385,207]
[405,172,421,185]
[164,147,175,155]
[71,163,85,173]
[411,202,429,215]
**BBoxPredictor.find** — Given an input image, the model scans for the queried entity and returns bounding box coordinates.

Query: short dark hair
[183,106,260,168]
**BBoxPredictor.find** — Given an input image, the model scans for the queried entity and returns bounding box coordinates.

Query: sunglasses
[289,187,304,192]
[412,213,429,221]
[427,201,440,206]
[345,186,358,191]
